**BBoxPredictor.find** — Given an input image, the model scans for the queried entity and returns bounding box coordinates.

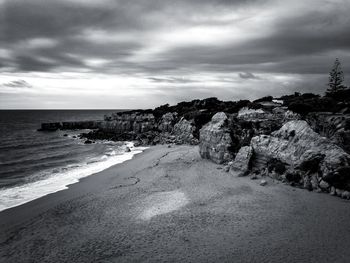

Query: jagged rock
[250,121,350,184]
[172,117,198,145]
[84,140,93,144]
[310,173,319,190]
[237,107,267,119]
[250,174,258,180]
[260,180,267,186]
[307,112,350,153]
[267,158,286,175]
[230,146,253,176]
[98,112,156,134]
[341,191,350,199]
[319,180,330,191]
[336,188,344,197]
[330,186,336,196]
[199,112,233,164]
[229,109,289,155]
[283,110,301,122]
[39,122,62,131]
[285,170,302,185]
[158,112,177,132]
[298,152,325,173]
[223,165,231,173]
[303,175,312,191]
[62,121,101,130]
[134,141,142,147]
[125,146,131,152]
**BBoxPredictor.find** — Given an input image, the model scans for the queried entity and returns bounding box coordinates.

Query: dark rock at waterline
[63,134,68,137]
[39,121,102,131]
[38,122,62,131]
[84,140,93,144]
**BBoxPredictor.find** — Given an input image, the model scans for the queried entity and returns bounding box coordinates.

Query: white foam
[0,142,148,212]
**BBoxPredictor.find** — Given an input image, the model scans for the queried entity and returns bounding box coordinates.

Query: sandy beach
[1,145,350,263]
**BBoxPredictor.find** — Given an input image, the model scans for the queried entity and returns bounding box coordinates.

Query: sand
[1,145,350,263]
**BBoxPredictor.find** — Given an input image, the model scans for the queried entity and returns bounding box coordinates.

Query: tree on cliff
[326,58,345,95]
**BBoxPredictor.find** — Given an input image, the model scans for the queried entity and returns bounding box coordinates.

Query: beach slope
[1,145,350,263]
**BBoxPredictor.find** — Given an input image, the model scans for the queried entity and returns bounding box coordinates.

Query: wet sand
[1,145,350,263]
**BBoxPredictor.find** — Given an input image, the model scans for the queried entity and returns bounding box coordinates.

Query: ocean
[0,110,146,212]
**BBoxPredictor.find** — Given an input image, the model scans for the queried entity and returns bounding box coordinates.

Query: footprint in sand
[139,190,189,220]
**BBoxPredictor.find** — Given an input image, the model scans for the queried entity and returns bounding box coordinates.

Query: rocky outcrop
[39,121,101,131]
[158,112,177,133]
[172,117,198,145]
[62,121,102,130]
[250,120,350,191]
[229,109,290,153]
[39,122,62,131]
[237,107,267,119]
[230,146,253,176]
[307,112,350,153]
[199,112,233,164]
[100,112,156,134]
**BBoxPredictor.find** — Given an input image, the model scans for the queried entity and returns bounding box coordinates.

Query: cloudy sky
[0,0,349,109]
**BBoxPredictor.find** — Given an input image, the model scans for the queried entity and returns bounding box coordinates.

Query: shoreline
[0,141,147,213]
[2,145,350,262]
[0,145,153,230]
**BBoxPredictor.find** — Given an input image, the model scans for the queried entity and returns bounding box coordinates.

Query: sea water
[0,110,146,211]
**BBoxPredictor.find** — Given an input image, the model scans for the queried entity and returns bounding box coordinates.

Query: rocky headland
[39,92,350,199]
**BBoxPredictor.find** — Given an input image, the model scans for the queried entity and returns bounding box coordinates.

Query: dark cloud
[148,77,198,84]
[2,80,32,88]
[238,72,260,79]
[1,0,350,108]
[2,0,349,75]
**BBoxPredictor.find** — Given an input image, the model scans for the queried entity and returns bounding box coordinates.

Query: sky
[0,0,349,109]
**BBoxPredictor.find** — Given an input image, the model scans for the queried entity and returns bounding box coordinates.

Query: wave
[0,142,148,212]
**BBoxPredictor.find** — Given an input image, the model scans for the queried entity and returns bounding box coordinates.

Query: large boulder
[158,112,177,132]
[199,112,233,164]
[230,146,253,176]
[250,120,350,190]
[172,117,198,145]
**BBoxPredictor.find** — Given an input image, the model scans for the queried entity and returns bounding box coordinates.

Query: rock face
[62,121,101,130]
[99,113,156,134]
[237,107,267,119]
[228,108,292,153]
[172,117,198,145]
[39,122,62,131]
[199,112,233,164]
[158,112,177,133]
[230,146,253,176]
[39,121,101,131]
[250,120,350,190]
[307,112,350,153]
